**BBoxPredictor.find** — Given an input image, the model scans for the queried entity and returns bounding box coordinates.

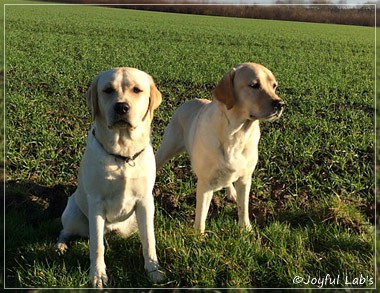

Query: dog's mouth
[108,119,136,130]
[265,109,283,121]
[249,109,283,121]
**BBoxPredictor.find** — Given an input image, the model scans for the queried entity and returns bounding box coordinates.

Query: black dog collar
[92,128,144,167]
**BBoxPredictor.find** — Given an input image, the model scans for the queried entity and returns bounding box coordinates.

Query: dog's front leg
[135,198,165,283]
[194,180,213,234]
[235,176,252,231]
[88,201,108,288]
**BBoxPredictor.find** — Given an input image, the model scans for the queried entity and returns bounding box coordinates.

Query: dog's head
[213,63,284,121]
[86,67,162,130]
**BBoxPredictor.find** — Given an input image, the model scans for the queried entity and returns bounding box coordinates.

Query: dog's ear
[148,76,162,119]
[212,67,237,110]
[86,74,99,121]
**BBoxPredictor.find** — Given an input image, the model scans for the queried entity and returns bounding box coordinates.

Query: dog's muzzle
[109,102,134,129]
[253,99,284,121]
[272,100,285,113]
[114,102,130,115]
[272,99,285,118]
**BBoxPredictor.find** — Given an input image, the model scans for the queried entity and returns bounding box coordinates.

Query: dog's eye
[132,87,142,94]
[250,82,260,89]
[103,87,115,94]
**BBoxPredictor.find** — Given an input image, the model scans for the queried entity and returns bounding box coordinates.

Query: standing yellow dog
[156,63,284,234]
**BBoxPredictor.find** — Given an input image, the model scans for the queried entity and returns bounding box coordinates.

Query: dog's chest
[101,173,148,223]
[208,139,258,190]
[208,155,247,189]
[86,158,152,223]
[209,166,236,189]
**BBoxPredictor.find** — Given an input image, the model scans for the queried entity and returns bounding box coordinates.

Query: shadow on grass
[6,180,72,221]
[5,180,72,287]
[4,181,152,288]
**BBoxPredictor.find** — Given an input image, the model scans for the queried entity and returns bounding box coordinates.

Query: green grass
[4,2,375,289]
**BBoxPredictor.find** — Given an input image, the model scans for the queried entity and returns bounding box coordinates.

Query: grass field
[4,2,376,289]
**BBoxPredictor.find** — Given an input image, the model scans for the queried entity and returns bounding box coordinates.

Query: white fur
[56,67,164,287]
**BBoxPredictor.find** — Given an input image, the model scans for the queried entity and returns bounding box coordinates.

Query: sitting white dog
[56,67,165,287]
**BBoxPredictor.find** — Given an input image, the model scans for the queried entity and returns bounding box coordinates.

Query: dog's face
[86,67,162,130]
[213,63,284,121]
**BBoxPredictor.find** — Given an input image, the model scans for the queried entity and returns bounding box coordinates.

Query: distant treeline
[41,0,376,27]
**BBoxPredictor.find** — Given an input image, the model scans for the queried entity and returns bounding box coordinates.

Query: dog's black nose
[272,100,285,111]
[114,102,130,115]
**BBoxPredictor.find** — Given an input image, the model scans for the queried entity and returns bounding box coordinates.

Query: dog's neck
[93,119,151,159]
[216,101,259,136]
[211,101,260,157]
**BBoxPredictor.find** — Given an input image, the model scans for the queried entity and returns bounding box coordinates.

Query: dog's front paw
[90,266,108,288]
[240,222,252,232]
[56,242,68,255]
[146,264,166,284]
[56,230,69,254]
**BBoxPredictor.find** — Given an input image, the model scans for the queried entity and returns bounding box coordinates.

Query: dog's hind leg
[226,184,237,202]
[56,193,89,253]
[155,118,185,170]
[156,99,208,170]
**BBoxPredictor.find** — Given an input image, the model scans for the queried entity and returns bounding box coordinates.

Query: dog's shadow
[5,180,74,287]
[5,180,72,221]
[5,181,153,288]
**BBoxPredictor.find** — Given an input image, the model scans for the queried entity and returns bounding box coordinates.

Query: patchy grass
[4,3,375,289]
